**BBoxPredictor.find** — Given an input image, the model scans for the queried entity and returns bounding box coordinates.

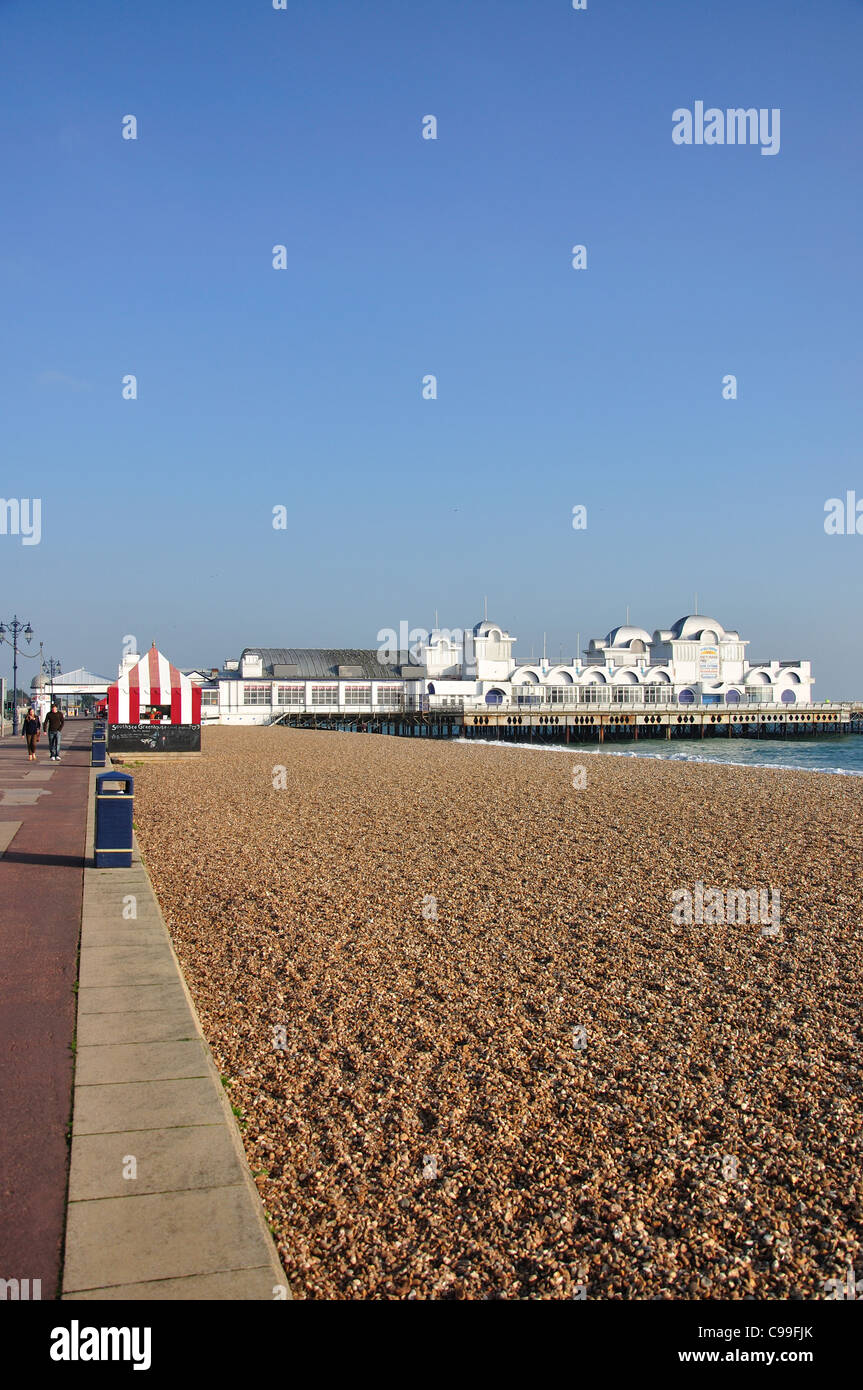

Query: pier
[274,703,863,743]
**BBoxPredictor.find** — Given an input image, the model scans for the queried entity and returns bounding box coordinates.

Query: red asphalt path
[0,720,91,1299]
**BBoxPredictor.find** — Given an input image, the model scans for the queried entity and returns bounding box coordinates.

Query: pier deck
[273,703,861,743]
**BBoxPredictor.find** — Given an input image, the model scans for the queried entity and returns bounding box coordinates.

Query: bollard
[95,772,134,867]
[91,720,107,768]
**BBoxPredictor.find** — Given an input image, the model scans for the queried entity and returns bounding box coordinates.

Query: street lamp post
[45,657,62,705]
[0,616,35,735]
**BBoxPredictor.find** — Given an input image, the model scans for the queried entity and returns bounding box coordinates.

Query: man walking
[43,703,65,761]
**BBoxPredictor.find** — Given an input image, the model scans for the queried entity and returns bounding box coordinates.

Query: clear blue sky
[1,0,861,695]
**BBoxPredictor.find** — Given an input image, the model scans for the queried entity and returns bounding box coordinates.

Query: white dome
[669,615,726,641]
[604,625,652,649]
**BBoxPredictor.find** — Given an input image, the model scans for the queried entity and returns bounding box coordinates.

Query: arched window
[678,688,695,705]
[725,689,741,705]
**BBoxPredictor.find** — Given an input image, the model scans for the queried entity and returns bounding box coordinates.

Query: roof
[110,644,191,694]
[240,648,402,680]
[669,615,725,641]
[603,625,652,648]
[31,667,111,687]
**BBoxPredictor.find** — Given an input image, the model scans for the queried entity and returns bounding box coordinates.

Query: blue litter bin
[95,772,134,867]
[91,721,107,768]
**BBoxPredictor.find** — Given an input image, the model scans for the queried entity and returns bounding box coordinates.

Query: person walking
[43,703,65,761]
[22,708,41,761]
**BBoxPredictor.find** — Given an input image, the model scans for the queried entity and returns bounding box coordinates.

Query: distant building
[203,615,814,723]
[30,667,112,712]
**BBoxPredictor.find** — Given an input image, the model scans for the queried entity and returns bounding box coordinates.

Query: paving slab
[68,1123,241,1200]
[74,1039,209,1086]
[77,983,191,1014]
[66,1267,284,1301]
[73,1076,227,1135]
[63,1186,276,1291]
[76,1006,198,1048]
[78,947,179,990]
[0,820,22,856]
[80,927,169,951]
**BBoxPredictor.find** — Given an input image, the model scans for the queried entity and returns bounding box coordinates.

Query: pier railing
[255,698,856,725]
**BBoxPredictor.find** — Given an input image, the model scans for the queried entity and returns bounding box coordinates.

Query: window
[201,690,218,706]
[644,683,672,705]
[376,685,403,708]
[580,684,608,705]
[344,685,371,707]
[311,685,338,705]
[243,684,271,706]
[276,685,305,706]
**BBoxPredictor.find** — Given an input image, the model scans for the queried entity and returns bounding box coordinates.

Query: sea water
[457,736,863,776]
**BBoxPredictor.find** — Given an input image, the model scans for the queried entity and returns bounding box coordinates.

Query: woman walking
[22,707,41,761]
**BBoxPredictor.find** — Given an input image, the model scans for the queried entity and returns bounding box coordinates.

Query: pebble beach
[130,726,863,1300]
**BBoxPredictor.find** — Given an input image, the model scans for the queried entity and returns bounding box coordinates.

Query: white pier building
[202,615,814,724]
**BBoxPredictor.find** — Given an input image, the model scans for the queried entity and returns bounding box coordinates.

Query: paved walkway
[1,721,289,1300]
[0,718,91,1299]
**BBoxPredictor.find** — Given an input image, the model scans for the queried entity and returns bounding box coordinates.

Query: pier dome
[604,625,652,650]
[669,615,726,641]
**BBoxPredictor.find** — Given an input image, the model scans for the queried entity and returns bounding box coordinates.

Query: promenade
[0,718,90,1299]
[0,720,288,1300]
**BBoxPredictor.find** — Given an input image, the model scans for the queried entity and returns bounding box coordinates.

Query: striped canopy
[107,644,201,725]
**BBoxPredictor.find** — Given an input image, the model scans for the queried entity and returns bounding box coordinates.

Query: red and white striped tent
[107,644,201,725]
